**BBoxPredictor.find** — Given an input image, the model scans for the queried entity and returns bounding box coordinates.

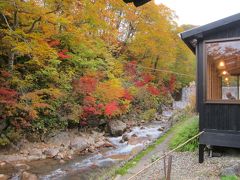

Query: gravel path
[116,135,240,180]
[122,150,240,180]
[120,151,240,180]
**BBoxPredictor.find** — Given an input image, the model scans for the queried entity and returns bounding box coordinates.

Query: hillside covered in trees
[0,0,195,146]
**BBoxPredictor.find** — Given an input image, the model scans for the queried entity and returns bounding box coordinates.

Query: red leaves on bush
[48,40,61,47]
[160,85,168,95]
[83,106,97,114]
[97,103,104,109]
[0,70,11,78]
[82,96,103,117]
[168,75,176,93]
[82,104,103,117]
[73,76,97,95]
[83,96,96,105]
[142,73,153,83]
[125,61,137,76]
[58,49,71,59]
[105,101,119,116]
[147,85,160,96]
[0,88,17,104]
[123,89,133,100]
[134,73,154,88]
[135,80,145,87]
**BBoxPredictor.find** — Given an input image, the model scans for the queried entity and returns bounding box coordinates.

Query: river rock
[29,148,42,156]
[102,142,115,148]
[0,174,10,180]
[0,161,6,167]
[59,159,65,164]
[108,120,127,136]
[95,140,106,148]
[158,127,164,131]
[220,163,240,176]
[54,152,65,160]
[87,146,95,153]
[21,171,38,180]
[70,137,89,152]
[48,132,71,147]
[119,139,124,143]
[122,134,129,142]
[43,148,59,158]
[131,134,138,137]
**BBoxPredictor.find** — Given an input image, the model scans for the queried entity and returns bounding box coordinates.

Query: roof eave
[181,13,240,40]
[180,13,240,54]
[180,34,196,54]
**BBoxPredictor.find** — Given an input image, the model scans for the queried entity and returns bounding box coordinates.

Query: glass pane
[206,40,240,101]
[222,76,238,100]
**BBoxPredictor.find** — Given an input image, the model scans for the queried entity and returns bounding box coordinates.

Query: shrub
[169,116,199,152]
[0,134,10,147]
[140,108,156,121]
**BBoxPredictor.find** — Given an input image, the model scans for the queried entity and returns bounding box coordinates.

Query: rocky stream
[0,119,169,180]
[0,83,195,180]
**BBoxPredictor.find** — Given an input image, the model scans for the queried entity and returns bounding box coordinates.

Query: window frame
[204,37,240,104]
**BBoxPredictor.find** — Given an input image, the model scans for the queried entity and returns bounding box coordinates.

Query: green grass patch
[169,115,199,152]
[114,112,194,176]
[221,176,239,180]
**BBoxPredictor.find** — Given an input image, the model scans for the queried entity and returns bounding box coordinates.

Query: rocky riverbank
[0,110,176,179]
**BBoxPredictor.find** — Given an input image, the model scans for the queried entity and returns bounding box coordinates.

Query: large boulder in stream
[43,148,59,158]
[48,132,71,147]
[70,137,90,152]
[108,120,127,137]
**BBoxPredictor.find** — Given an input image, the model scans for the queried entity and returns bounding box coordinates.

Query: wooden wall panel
[198,24,240,132]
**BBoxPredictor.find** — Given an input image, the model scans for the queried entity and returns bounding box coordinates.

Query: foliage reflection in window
[206,40,240,101]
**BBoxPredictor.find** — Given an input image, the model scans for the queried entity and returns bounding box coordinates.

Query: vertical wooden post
[163,154,166,179]
[166,155,172,180]
[199,144,205,163]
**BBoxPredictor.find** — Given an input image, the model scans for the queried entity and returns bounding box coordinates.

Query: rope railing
[127,131,204,180]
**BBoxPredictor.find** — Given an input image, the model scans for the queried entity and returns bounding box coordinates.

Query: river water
[4,121,164,180]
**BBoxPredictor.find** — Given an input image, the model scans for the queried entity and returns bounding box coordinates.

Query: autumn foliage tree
[0,0,195,145]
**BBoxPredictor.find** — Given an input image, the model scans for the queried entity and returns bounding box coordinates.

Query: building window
[206,39,240,101]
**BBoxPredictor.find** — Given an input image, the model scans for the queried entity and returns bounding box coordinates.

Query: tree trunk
[153,55,159,73]
[8,52,15,70]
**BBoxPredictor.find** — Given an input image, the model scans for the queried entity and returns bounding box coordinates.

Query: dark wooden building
[181,13,240,163]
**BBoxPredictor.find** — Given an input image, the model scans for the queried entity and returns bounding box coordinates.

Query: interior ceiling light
[222,70,228,75]
[219,61,225,67]
[225,77,229,81]
[218,61,225,69]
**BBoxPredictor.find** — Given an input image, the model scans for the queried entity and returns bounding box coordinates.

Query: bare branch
[25,4,61,33]
[1,13,32,49]
[26,17,41,33]
[46,4,61,14]
[1,13,14,31]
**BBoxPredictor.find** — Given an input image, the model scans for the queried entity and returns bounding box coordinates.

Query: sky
[154,0,240,26]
